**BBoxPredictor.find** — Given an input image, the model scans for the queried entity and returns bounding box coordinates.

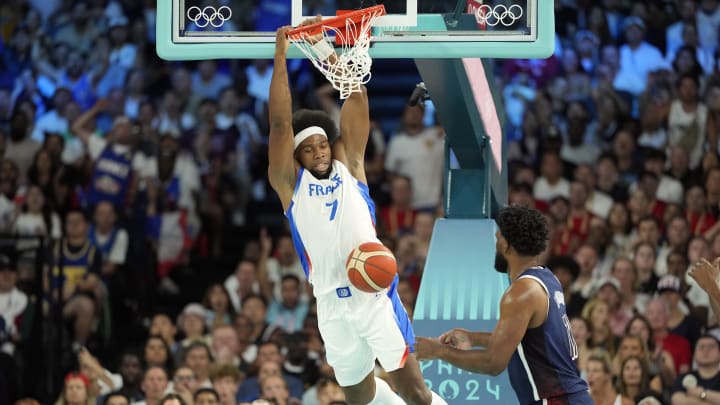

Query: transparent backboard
[156,0,554,60]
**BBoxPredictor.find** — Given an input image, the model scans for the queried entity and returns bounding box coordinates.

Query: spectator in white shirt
[640,148,684,205]
[258,231,306,304]
[666,0,699,62]
[385,104,445,210]
[108,16,137,70]
[5,110,41,182]
[613,17,669,96]
[224,260,262,313]
[88,201,128,278]
[12,184,62,246]
[533,151,570,202]
[667,74,709,169]
[192,61,231,101]
[31,87,74,142]
[697,0,720,53]
[574,164,613,219]
[669,27,715,75]
[0,251,27,356]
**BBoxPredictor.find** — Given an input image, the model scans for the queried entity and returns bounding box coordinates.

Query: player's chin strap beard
[311,167,331,180]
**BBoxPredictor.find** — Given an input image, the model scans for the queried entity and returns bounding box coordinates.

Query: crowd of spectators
[1,0,720,404]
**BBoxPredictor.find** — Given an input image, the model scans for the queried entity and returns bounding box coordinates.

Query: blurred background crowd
[2,0,720,404]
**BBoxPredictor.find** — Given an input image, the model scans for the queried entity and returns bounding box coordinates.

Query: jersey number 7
[326,199,338,221]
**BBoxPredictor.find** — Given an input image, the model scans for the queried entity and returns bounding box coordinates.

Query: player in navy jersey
[416,206,592,405]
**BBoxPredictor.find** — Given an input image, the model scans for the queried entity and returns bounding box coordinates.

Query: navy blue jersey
[88,145,133,207]
[507,267,591,405]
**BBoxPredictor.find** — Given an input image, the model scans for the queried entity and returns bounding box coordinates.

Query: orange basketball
[346,242,397,293]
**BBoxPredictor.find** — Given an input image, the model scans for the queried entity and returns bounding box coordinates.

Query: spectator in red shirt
[378,175,417,240]
[644,297,691,378]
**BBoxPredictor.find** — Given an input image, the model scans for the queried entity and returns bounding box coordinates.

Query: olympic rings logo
[474,4,523,27]
[186,5,232,28]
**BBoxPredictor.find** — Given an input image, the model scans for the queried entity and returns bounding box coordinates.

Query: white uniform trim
[294,126,327,150]
[516,343,541,401]
[518,274,550,319]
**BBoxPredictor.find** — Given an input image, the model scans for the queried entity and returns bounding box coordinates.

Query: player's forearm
[470,331,492,347]
[269,51,293,131]
[436,346,504,376]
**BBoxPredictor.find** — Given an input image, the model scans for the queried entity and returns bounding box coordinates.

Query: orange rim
[286,4,386,39]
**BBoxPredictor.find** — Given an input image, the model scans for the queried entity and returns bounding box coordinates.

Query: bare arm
[71,99,107,144]
[470,331,492,347]
[333,86,370,183]
[640,98,671,131]
[689,258,720,322]
[415,279,543,375]
[671,392,711,405]
[78,348,116,390]
[267,26,298,212]
[256,228,275,302]
[707,112,718,154]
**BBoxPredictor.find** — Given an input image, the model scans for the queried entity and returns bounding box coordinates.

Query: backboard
[156,0,554,60]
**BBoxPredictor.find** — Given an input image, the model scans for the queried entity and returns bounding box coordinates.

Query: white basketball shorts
[316,283,412,387]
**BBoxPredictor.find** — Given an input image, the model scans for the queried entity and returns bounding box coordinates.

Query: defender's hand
[415,336,443,361]
[439,328,473,349]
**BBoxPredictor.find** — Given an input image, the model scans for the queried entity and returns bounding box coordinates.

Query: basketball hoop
[286,5,386,99]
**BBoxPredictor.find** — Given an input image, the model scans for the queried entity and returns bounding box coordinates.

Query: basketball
[346,242,397,293]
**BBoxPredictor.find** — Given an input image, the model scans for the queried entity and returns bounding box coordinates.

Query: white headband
[294,126,327,150]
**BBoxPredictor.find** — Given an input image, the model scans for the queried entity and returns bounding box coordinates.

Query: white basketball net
[287,10,383,99]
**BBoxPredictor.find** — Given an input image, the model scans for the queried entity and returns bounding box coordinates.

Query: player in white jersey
[267,23,447,405]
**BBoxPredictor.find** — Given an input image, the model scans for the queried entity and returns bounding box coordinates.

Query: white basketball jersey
[285,160,380,296]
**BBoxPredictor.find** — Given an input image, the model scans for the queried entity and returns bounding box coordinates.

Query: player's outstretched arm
[416,279,540,375]
[333,85,370,184]
[268,26,297,211]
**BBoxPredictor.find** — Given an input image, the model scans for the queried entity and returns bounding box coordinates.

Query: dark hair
[201,283,234,316]
[241,292,268,309]
[638,170,658,182]
[292,109,338,145]
[159,393,187,405]
[280,274,301,285]
[496,206,549,256]
[209,363,243,382]
[673,46,703,83]
[643,147,666,162]
[509,182,533,195]
[194,388,220,402]
[695,334,720,349]
[546,255,580,281]
[21,184,54,237]
[103,392,130,405]
[618,355,651,398]
[183,341,214,363]
[144,335,176,372]
[65,208,90,222]
[115,349,141,372]
[637,216,659,229]
[597,152,618,166]
[625,314,655,351]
